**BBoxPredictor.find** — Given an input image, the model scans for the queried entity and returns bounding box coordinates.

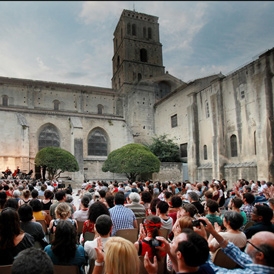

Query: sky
[0,1,274,88]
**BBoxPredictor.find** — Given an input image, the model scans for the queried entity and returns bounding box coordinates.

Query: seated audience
[73,196,90,222]
[125,192,146,218]
[44,220,87,274]
[205,199,223,226]
[109,191,137,236]
[244,204,274,239]
[0,207,34,265]
[92,236,140,274]
[18,204,47,247]
[11,247,54,274]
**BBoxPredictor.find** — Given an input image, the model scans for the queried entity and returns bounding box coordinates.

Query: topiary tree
[146,134,181,162]
[102,143,160,181]
[35,147,79,180]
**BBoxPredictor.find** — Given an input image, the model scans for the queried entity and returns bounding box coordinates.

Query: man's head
[245,231,274,267]
[114,191,125,205]
[206,199,219,213]
[12,247,54,274]
[54,190,66,201]
[18,204,33,222]
[251,204,273,223]
[188,192,199,203]
[243,192,255,205]
[170,229,209,268]
[95,214,113,236]
[128,192,141,203]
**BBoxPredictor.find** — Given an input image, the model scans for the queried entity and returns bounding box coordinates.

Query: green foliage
[147,134,181,162]
[102,143,160,181]
[35,147,79,179]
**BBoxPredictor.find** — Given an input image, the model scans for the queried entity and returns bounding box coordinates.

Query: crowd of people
[0,176,274,274]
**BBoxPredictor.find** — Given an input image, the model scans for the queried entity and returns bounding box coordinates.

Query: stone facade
[0,9,274,187]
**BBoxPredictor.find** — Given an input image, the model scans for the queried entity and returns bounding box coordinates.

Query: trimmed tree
[35,147,79,180]
[146,134,181,162]
[102,143,160,181]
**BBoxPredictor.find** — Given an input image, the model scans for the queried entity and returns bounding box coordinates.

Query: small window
[140,48,148,62]
[127,23,131,35]
[203,145,208,160]
[97,104,103,115]
[132,24,136,36]
[2,95,8,106]
[254,131,256,155]
[241,90,245,99]
[180,143,188,158]
[148,27,152,39]
[117,56,120,68]
[138,73,142,82]
[143,27,146,38]
[53,100,60,111]
[88,128,108,156]
[171,114,178,128]
[205,101,210,118]
[230,135,238,157]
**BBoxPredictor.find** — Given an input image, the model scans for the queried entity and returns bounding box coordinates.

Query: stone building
[0,8,274,186]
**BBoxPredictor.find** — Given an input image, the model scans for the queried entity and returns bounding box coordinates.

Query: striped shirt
[109,205,136,235]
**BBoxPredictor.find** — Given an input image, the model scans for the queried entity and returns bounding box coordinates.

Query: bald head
[246,231,274,267]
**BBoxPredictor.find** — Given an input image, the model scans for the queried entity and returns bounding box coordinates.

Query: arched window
[38,124,60,150]
[97,104,103,115]
[148,27,152,39]
[203,145,208,160]
[158,81,171,98]
[132,24,136,36]
[127,23,131,35]
[230,135,238,157]
[53,100,60,111]
[138,73,142,82]
[143,27,146,38]
[140,48,148,62]
[88,128,108,156]
[2,95,8,106]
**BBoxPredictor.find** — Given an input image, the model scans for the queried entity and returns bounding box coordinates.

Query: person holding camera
[134,215,166,262]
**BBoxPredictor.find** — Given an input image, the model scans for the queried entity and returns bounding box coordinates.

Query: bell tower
[112,9,165,93]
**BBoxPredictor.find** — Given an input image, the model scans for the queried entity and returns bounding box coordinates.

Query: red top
[82,220,95,234]
[138,240,166,260]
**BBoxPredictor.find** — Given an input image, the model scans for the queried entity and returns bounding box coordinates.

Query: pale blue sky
[0,1,273,88]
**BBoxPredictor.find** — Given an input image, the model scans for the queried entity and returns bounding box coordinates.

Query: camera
[192,219,207,227]
[151,238,161,247]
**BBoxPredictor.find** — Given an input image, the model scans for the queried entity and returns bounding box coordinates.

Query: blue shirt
[109,204,136,235]
[208,242,274,274]
[44,244,87,274]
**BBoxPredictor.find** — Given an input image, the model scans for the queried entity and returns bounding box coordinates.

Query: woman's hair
[176,216,194,231]
[88,201,110,223]
[143,215,162,238]
[81,196,90,208]
[18,204,33,222]
[55,202,71,219]
[105,193,114,208]
[104,237,139,274]
[182,203,198,217]
[0,207,22,249]
[51,220,77,262]
[223,211,243,230]
[22,189,31,199]
[150,198,161,214]
[4,198,19,210]
[0,191,7,208]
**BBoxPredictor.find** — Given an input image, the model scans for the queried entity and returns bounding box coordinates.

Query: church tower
[112,9,165,93]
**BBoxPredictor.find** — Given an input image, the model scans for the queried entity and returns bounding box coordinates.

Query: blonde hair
[104,237,139,274]
[177,216,194,231]
[55,202,71,219]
